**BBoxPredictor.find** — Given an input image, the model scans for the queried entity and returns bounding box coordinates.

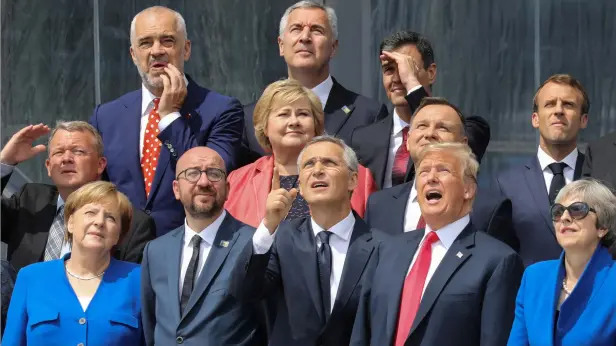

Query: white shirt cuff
[0,163,14,178]
[407,85,422,95]
[252,221,277,254]
[158,112,181,132]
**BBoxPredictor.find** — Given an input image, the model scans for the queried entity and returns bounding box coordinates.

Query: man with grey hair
[239,0,387,167]
[352,142,523,346]
[90,5,244,236]
[0,122,156,271]
[231,135,382,345]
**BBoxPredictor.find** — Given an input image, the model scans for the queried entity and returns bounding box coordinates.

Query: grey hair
[415,142,479,184]
[130,6,188,46]
[48,121,104,157]
[297,135,358,173]
[279,1,338,40]
[555,178,616,250]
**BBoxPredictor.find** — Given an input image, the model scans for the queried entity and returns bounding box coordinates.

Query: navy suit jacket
[483,153,585,266]
[141,213,265,346]
[230,215,380,346]
[351,223,524,346]
[582,131,616,190]
[508,246,616,346]
[238,77,387,167]
[3,256,143,346]
[90,76,244,235]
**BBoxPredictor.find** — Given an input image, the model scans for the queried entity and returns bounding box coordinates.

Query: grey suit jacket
[141,212,266,346]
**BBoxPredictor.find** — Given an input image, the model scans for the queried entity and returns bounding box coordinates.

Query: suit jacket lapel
[166,228,185,324]
[147,146,170,206]
[182,214,240,319]
[392,183,413,233]
[252,157,274,220]
[408,225,475,338]
[121,92,147,207]
[524,158,554,234]
[323,79,354,136]
[573,151,585,180]
[369,117,394,189]
[33,191,60,260]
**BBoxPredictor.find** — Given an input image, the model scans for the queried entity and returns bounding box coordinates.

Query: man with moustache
[350,31,490,189]
[1,122,156,271]
[351,142,523,346]
[239,1,387,167]
[230,135,381,345]
[141,147,265,346]
[90,6,244,235]
[478,74,589,266]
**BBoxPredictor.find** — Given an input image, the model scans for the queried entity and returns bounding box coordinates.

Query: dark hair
[379,31,435,69]
[412,97,466,131]
[533,74,590,114]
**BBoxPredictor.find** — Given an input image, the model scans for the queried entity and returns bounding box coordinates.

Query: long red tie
[394,231,439,346]
[141,98,161,197]
[391,126,410,186]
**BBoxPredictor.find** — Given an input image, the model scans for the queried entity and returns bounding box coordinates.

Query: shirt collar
[141,75,190,115]
[410,182,418,203]
[536,146,578,172]
[183,210,227,246]
[311,211,355,242]
[424,214,470,249]
[392,109,410,137]
[56,195,65,212]
[311,75,334,110]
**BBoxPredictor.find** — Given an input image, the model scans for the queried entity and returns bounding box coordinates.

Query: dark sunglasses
[550,202,596,222]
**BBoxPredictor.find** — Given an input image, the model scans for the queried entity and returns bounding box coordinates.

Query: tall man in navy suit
[231,135,381,345]
[239,1,387,167]
[90,6,244,235]
[476,74,589,266]
[351,142,523,346]
[141,147,265,346]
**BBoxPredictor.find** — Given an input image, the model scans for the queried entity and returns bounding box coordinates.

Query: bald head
[176,147,226,176]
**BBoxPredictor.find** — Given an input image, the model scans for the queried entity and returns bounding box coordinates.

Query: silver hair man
[279,1,338,40]
[297,135,359,173]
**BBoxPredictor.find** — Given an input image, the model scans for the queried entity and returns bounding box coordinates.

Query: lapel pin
[341,105,351,115]
[219,240,229,248]
[185,113,192,119]
[456,251,463,258]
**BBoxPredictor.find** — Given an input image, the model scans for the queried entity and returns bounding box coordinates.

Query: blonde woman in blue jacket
[3,181,144,346]
[508,179,616,346]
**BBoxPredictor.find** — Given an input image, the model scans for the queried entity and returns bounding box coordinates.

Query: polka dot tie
[141,98,161,197]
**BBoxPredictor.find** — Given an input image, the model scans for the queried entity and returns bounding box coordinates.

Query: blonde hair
[64,181,133,245]
[253,79,324,151]
[415,142,479,184]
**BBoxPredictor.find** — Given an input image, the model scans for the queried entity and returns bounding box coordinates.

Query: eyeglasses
[176,167,226,183]
[550,202,596,222]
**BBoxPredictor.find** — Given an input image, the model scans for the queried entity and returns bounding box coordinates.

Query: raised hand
[380,50,423,94]
[263,167,298,234]
[0,124,50,165]
[157,63,187,117]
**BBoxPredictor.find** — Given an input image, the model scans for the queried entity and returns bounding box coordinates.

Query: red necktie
[416,215,426,230]
[394,231,439,346]
[141,98,161,197]
[392,126,410,186]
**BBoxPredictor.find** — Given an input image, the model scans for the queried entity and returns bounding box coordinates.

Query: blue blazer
[508,246,616,346]
[2,256,143,346]
[89,76,244,235]
[141,213,265,346]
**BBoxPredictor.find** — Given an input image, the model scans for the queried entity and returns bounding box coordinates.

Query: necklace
[562,278,572,296]
[65,264,106,281]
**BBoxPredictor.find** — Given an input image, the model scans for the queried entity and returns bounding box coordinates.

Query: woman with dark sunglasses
[508,178,616,346]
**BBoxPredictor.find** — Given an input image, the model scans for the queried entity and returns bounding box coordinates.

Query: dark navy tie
[548,162,568,205]
[317,231,332,320]
[180,235,201,315]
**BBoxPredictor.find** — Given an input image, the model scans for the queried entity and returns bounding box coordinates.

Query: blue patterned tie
[44,205,65,261]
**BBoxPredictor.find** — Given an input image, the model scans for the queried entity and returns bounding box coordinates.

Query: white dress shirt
[139,76,189,159]
[403,183,422,232]
[252,212,356,312]
[407,214,470,298]
[536,146,578,193]
[311,75,334,110]
[178,210,227,297]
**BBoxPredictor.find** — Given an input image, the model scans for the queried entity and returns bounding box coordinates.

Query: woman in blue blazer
[2,182,144,346]
[508,179,616,346]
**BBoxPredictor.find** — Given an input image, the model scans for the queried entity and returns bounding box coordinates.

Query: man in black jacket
[1,121,155,271]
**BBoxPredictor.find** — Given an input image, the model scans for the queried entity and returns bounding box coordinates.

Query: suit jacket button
[176,336,184,344]
[78,317,86,324]
[77,343,84,346]
[144,209,151,215]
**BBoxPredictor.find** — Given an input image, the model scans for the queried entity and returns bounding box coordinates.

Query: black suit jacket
[230,214,380,346]
[1,174,156,271]
[238,77,388,167]
[351,87,491,189]
[582,131,616,190]
[351,223,524,346]
[364,181,518,252]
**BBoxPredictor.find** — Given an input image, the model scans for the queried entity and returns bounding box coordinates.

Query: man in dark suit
[90,6,244,235]
[582,131,616,190]
[0,122,155,272]
[351,142,523,346]
[351,31,490,189]
[364,98,517,251]
[239,1,387,167]
[141,147,265,345]
[476,74,589,266]
[230,135,380,345]
[1,260,16,337]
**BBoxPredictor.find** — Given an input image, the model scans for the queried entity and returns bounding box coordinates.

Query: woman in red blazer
[226,79,376,227]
